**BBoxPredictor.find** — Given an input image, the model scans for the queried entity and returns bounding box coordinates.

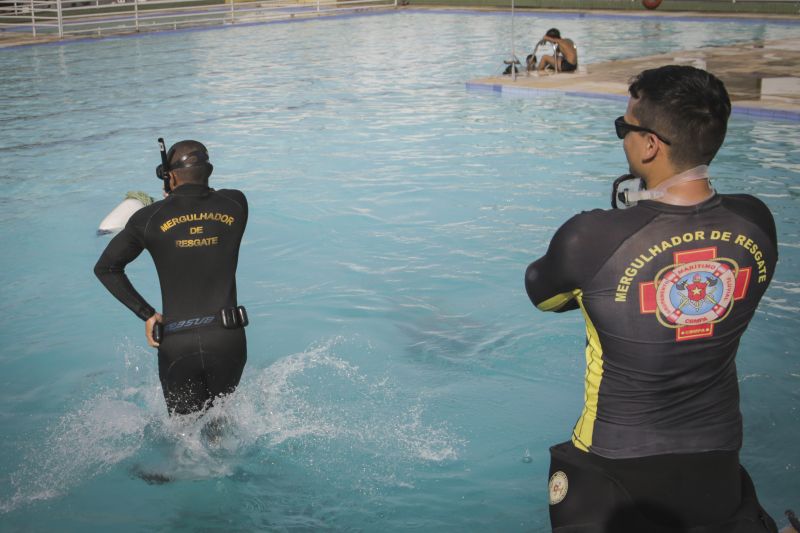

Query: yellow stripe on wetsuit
[535,289,579,312]
[570,290,604,452]
[535,289,605,451]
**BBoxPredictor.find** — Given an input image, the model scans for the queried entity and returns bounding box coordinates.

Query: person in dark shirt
[525,66,779,531]
[95,140,249,415]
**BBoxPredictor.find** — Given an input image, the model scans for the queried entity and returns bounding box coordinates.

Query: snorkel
[156,137,171,194]
[612,165,713,209]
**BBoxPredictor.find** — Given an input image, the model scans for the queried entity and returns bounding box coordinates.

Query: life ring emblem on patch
[548,471,568,505]
[655,259,738,328]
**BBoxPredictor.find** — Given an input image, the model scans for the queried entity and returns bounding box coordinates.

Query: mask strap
[626,165,713,206]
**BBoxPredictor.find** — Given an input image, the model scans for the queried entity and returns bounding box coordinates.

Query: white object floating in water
[522,448,533,463]
[97,191,154,235]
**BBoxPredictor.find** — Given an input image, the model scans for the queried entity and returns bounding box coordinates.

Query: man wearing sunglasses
[95,140,249,417]
[525,65,779,531]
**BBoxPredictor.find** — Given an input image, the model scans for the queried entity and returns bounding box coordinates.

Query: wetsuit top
[94,183,248,322]
[525,194,777,459]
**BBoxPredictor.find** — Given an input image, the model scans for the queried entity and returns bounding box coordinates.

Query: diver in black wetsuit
[95,140,248,415]
[525,66,779,531]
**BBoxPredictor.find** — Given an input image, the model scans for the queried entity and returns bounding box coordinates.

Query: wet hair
[545,28,561,39]
[628,65,731,168]
[167,140,213,183]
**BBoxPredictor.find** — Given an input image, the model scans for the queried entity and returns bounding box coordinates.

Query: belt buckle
[220,307,237,329]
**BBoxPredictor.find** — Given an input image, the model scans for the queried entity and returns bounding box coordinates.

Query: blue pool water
[1,10,799,531]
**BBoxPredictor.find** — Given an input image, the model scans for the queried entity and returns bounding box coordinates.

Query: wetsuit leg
[157,328,246,415]
[605,448,741,525]
[196,328,246,400]
[548,441,652,533]
[548,442,777,532]
[721,467,778,533]
[158,345,210,415]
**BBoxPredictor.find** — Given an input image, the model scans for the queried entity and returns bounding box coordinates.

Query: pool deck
[468,36,800,121]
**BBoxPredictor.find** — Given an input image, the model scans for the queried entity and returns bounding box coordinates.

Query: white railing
[0,0,397,39]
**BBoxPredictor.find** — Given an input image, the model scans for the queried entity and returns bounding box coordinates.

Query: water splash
[229,337,465,492]
[1,336,463,513]
[2,391,149,514]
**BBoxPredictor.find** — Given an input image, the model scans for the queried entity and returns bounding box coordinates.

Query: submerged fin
[130,465,173,485]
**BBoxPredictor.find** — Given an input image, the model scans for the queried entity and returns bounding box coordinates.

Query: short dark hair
[545,28,561,39]
[628,65,731,168]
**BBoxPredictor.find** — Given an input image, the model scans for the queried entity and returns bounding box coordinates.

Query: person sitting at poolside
[537,28,578,73]
[525,53,537,72]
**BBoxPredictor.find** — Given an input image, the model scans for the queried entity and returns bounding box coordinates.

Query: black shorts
[560,59,577,72]
[157,327,246,415]
[547,441,777,532]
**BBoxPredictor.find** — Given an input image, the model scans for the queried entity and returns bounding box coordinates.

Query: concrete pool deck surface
[467,35,800,120]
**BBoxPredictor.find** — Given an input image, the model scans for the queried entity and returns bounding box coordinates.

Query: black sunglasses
[615,116,672,145]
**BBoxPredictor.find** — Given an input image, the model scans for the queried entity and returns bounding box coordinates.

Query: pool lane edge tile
[467,36,800,122]
[465,81,800,122]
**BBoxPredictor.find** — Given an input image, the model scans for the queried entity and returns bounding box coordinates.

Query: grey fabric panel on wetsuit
[526,206,658,311]
[526,194,778,459]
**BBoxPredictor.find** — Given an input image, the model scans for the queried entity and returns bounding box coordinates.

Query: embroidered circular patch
[655,259,737,327]
[548,471,568,505]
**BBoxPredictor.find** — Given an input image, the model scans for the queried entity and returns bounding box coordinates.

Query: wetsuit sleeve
[94,221,156,321]
[724,194,779,253]
[525,214,593,313]
[237,191,248,227]
[219,189,248,226]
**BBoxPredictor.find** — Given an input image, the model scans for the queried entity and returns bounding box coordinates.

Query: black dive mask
[156,138,213,194]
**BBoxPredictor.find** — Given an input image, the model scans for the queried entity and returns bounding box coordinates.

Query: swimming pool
[1,10,799,531]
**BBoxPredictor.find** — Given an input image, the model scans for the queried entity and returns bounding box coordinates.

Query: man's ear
[642,133,662,162]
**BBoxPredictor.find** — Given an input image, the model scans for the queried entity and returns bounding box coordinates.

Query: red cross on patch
[639,246,752,341]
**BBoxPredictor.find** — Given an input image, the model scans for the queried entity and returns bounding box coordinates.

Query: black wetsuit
[526,194,778,530]
[95,183,248,414]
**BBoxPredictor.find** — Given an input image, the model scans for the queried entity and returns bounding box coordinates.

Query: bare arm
[543,36,577,65]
